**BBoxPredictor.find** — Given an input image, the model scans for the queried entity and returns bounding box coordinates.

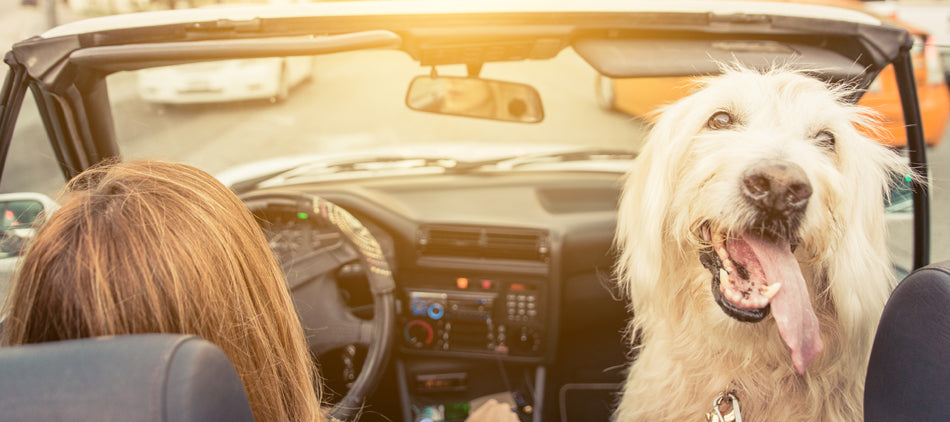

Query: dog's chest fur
[615,264,866,422]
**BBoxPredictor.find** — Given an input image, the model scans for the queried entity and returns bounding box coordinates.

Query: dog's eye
[815,130,836,151]
[706,111,735,130]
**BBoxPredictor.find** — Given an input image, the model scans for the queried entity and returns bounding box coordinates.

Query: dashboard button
[410,300,428,316]
[427,303,445,320]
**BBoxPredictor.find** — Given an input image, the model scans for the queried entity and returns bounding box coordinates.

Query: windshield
[108,48,648,177]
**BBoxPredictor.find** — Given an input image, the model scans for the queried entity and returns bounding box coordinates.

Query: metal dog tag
[705,392,741,422]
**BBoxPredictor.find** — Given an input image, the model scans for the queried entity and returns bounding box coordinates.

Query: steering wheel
[241,192,395,420]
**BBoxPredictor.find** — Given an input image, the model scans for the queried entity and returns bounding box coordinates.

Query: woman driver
[0,160,324,422]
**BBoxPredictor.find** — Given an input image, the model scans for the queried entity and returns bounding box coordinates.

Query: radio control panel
[399,277,544,358]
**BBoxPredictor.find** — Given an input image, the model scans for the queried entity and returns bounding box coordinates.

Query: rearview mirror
[0,193,58,258]
[406,76,543,123]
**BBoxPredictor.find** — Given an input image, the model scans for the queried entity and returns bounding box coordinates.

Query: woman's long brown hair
[1,160,322,422]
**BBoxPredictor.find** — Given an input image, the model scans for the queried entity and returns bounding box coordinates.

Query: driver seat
[0,334,255,422]
[865,260,950,421]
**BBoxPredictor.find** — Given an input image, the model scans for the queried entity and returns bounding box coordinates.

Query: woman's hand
[465,398,519,422]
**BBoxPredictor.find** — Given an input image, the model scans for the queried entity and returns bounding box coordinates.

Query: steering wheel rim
[241,191,395,420]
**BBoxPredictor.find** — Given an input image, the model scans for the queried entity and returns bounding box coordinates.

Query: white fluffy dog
[613,67,909,421]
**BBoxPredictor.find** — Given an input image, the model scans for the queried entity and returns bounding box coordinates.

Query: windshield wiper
[447,148,638,173]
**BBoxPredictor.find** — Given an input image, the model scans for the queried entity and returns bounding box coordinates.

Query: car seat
[0,334,254,422]
[865,260,950,421]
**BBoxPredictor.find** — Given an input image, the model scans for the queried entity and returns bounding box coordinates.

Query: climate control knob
[404,320,434,348]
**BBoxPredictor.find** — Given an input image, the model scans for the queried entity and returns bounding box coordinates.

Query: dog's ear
[615,103,694,313]
[823,110,912,345]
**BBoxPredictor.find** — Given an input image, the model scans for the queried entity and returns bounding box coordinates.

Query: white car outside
[137,56,314,104]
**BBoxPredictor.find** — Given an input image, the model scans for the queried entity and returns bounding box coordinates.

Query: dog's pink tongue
[734,233,823,374]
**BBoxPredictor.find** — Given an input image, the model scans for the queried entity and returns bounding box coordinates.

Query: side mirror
[0,193,57,258]
[406,76,544,123]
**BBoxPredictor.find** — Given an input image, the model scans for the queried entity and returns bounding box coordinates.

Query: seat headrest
[865,260,950,421]
[0,334,255,422]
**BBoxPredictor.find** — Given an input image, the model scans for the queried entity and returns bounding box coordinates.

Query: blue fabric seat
[865,260,950,421]
[0,334,254,422]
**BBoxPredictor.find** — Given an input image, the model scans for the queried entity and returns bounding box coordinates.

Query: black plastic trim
[894,49,930,269]
[0,53,29,184]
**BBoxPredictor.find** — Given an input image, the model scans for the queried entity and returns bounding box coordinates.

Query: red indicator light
[456,277,469,289]
[481,279,492,289]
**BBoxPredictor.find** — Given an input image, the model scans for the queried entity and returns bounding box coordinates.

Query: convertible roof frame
[7,8,909,85]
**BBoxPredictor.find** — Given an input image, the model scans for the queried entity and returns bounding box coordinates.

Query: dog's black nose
[741,161,812,214]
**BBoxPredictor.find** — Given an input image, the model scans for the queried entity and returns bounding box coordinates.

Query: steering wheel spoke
[305,318,375,355]
[282,243,360,290]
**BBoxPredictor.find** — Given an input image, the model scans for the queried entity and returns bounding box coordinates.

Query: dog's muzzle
[696,157,824,374]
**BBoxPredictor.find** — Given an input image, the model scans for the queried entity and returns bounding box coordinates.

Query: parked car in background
[596,0,950,148]
[864,0,950,84]
[138,56,315,104]
[859,21,949,147]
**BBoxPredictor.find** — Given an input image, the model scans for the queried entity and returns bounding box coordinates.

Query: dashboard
[248,169,630,421]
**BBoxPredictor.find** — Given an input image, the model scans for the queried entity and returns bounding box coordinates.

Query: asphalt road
[885,137,950,273]
[923,135,950,264]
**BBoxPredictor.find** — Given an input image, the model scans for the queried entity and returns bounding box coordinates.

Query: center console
[393,225,556,422]
[396,271,553,422]
[400,276,545,359]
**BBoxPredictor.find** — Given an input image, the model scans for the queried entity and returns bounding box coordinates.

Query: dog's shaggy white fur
[613,67,909,422]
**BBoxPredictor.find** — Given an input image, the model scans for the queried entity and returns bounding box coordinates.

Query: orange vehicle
[859,26,950,147]
[597,2,950,148]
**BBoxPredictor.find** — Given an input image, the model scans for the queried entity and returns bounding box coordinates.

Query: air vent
[418,225,549,262]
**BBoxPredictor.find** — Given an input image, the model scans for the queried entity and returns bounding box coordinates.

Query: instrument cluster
[257,209,396,270]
